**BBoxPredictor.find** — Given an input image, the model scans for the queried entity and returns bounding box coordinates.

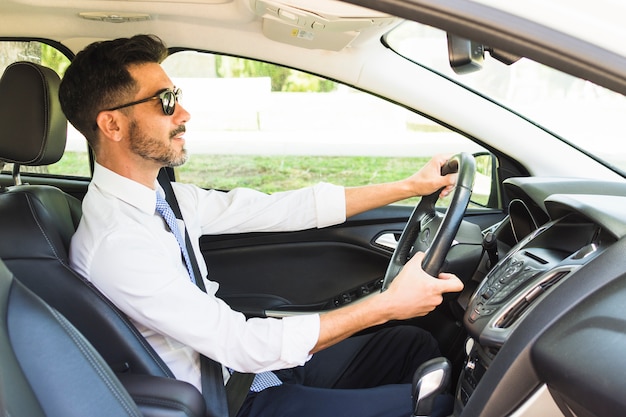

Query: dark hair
[58,34,168,147]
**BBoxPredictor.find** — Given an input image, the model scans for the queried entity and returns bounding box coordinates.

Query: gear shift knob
[412,357,452,417]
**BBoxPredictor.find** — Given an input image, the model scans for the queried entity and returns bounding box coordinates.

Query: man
[60,34,464,417]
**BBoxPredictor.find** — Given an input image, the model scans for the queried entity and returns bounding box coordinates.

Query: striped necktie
[155,192,281,392]
[155,192,197,285]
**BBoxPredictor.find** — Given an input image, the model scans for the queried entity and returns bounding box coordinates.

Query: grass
[15,152,488,207]
[27,153,433,192]
[176,155,433,193]
[44,151,91,178]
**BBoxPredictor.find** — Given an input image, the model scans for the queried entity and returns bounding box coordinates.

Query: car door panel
[202,220,398,317]
[200,205,499,318]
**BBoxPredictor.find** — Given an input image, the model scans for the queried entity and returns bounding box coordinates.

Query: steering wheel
[381,153,476,290]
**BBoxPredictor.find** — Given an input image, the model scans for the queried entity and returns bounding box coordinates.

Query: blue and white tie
[156,192,281,392]
[230,368,282,392]
[155,192,197,285]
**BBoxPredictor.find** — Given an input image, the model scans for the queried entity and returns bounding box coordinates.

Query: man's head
[59,34,190,171]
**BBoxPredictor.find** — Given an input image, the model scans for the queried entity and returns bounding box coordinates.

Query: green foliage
[283,71,336,92]
[46,151,91,177]
[215,56,336,92]
[41,43,70,75]
[0,41,69,76]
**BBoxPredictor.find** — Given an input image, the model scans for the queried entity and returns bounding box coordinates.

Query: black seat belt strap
[157,168,254,417]
[226,372,255,417]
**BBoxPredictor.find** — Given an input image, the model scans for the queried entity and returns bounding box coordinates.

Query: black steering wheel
[381,153,476,291]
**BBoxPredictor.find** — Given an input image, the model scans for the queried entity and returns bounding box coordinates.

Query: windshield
[385,21,626,174]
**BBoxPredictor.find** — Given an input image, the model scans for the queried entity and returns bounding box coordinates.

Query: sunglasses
[105,87,182,116]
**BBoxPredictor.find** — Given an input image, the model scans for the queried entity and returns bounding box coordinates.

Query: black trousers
[237,325,451,417]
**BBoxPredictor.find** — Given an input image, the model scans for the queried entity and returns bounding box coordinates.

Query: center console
[455,213,614,411]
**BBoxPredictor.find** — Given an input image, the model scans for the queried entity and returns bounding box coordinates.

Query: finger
[439,184,455,198]
[436,274,464,292]
[435,153,454,166]
[407,251,426,264]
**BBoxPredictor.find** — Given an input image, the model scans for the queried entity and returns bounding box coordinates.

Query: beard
[128,121,189,167]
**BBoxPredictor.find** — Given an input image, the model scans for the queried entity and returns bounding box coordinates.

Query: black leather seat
[0,257,205,417]
[0,259,144,417]
[0,60,173,377]
[0,61,206,416]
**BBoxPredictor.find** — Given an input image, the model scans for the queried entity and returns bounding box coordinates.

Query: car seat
[0,257,205,417]
[0,62,174,380]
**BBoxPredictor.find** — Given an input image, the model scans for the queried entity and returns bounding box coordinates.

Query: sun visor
[252,0,396,51]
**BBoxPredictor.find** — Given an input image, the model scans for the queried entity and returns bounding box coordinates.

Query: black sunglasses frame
[104,87,182,116]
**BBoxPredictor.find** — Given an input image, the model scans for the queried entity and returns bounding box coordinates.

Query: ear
[95,111,126,143]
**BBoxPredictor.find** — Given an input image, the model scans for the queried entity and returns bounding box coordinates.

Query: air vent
[495,270,569,328]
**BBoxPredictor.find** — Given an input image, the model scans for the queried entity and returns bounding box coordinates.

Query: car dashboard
[456,176,626,417]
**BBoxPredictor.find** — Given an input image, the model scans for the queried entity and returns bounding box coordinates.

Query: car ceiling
[1,0,405,94]
[1,0,395,54]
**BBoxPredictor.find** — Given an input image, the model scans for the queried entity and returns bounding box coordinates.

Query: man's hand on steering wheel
[382,153,476,290]
[380,252,464,320]
[402,154,458,199]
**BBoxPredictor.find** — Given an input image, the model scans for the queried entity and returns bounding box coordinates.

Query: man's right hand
[380,252,464,321]
[311,251,463,354]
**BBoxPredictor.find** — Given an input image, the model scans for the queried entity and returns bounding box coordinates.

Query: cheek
[133,117,171,141]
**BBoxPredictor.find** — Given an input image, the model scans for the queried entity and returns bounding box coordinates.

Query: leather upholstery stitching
[20,191,173,377]
[51,307,142,417]
[24,192,61,261]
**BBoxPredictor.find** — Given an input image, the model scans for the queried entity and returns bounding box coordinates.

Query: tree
[215,56,336,92]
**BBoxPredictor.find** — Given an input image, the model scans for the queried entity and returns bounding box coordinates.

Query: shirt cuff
[280,314,320,365]
[313,183,346,228]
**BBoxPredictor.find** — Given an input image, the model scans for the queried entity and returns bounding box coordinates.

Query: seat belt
[157,168,254,417]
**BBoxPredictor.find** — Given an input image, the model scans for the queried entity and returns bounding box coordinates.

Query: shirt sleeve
[174,182,346,235]
[86,221,320,373]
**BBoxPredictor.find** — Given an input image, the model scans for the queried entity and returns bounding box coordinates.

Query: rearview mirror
[447,34,522,74]
[447,34,484,74]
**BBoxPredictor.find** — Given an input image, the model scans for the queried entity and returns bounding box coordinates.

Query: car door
[161,51,508,338]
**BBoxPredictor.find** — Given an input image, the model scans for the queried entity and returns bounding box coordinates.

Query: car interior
[2,0,626,417]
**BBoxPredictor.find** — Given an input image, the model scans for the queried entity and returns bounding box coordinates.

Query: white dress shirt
[70,163,347,391]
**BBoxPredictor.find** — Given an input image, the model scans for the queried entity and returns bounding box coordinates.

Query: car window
[0,40,91,179]
[163,51,491,207]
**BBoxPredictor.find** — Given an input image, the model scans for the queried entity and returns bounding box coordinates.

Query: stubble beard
[128,121,189,168]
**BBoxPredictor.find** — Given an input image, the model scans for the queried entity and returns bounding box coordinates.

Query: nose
[175,102,191,123]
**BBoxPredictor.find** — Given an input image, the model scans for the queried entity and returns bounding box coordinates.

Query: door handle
[373,232,400,251]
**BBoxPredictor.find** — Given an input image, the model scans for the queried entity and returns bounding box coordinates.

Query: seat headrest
[0,61,67,166]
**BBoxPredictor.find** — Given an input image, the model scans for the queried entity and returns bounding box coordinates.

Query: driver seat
[0,259,144,417]
[0,61,173,378]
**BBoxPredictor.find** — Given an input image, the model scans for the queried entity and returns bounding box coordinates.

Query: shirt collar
[92,162,164,215]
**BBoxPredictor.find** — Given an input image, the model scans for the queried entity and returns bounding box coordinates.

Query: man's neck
[96,156,161,190]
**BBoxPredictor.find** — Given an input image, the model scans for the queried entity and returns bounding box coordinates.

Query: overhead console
[251,0,396,50]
